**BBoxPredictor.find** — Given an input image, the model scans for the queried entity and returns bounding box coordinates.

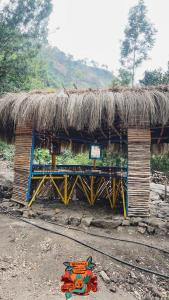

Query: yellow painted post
[115,180,120,202]
[121,181,127,219]
[51,177,64,203]
[78,177,91,205]
[103,178,112,208]
[90,159,96,205]
[90,176,94,205]
[94,177,104,202]
[28,176,46,207]
[67,176,79,205]
[64,175,68,205]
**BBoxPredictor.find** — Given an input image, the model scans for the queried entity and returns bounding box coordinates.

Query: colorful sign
[61,257,97,299]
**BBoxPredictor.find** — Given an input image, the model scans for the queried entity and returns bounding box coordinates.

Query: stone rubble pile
[0,178,169,236]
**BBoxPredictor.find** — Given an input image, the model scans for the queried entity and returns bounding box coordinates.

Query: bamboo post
[121,181,127,219]
[52,153,56,170]
[28,176,46,207]
[12,124,33,204]
[90,159,96,205]
[64,175,68,205]
[93,159,96,170]
[90,176,94,205]
[128,128,151,217]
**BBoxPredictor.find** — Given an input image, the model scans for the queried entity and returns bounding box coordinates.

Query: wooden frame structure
[15,129,128,217]
[11,124,150,217]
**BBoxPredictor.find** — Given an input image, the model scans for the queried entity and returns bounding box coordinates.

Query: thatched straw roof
[0,86,169,143]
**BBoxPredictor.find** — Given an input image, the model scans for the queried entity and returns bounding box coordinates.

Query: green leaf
[63,262,70,267]
[84,275,91,283]
[87,263,96,270]
[66,266,73,272]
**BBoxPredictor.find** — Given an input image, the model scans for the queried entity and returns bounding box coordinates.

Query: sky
[48,0,169,80]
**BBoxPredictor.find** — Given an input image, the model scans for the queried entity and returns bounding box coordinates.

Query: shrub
[0,141,169,178]
[0,141,14,161]
[151,154,169,177]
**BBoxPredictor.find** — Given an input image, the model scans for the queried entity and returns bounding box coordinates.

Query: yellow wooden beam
[121,181,127,219]
[64,175,68,205]
[32,176,64,180]
[78,177,91,205]
[67,176,79,205]
[28,176,46,207]
[51,177,64,203]
[90,176,95,205]
[94,177,104,202]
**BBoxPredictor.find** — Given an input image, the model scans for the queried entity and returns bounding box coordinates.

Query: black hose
[45,219,169,255]
[1,208,169,280]
[3,206,167,255]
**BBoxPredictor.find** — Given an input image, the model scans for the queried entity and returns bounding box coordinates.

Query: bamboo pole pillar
[12,123,33,204]
[128,128,151,217]
[90,159,96,205]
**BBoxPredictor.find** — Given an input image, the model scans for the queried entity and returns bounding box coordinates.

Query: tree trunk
[132,48,136,87]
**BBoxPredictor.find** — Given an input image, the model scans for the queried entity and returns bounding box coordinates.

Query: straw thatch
[0,86,169,143]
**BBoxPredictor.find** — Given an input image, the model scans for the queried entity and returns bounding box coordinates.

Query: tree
[163,62,169,84]
[140,64,169,86]
[120,0,157,86]
[0,0,52,93]
[111,68,132,87]
[1,0,52,41]
[118,68,132,86]
[140,69,164,86]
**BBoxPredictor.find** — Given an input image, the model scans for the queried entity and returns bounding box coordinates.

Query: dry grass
[0,86,169,143]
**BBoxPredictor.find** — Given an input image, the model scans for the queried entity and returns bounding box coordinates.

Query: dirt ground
[0,214,137,300]
[0,213,169,300]
[0,162,169,300]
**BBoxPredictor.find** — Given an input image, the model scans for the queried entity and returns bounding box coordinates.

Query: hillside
[40,46,113,88]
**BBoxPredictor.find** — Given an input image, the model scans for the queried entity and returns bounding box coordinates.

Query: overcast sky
[48,0,169,79]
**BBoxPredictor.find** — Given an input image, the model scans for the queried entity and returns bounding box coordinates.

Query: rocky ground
[0,161,169,300]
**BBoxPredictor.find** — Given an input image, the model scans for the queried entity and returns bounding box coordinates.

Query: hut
[0,86,169,217]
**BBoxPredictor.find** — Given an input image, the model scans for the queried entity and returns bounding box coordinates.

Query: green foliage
[0,0,52,93]
[140,64,169,86]
[121,0,157,86]
[118,68,132,86]
[2,0,52,39]
[112,68,132,87]
[0,0,112,92]
[34,148,127,167]
[1,142,169,178]
[151,154,169,177]
[34,148,51,164]
[30,148,169,178]
[0,141,14,161]
[140,69,164,86]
